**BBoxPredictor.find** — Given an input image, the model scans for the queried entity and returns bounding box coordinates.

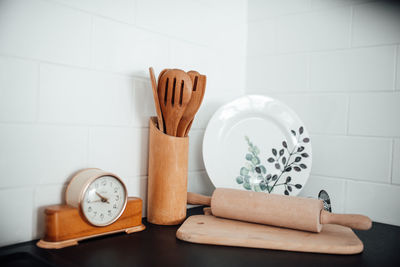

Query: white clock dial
[81,175,127,226]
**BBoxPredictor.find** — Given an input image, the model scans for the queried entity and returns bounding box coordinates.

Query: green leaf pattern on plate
[236,128,310,195]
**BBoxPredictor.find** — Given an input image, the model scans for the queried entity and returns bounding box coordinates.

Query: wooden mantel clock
[37,168,145,249]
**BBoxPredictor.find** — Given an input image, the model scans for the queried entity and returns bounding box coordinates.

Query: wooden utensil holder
[147,117,189,225]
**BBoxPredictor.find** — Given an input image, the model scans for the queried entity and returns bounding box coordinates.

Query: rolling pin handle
[320,210,372,230]
[187,192,211,206]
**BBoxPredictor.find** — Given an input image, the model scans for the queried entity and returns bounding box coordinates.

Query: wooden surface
[37,197,144,249]
[147,117,189,225]
[176,71,206,137]
[37,225,145,249]
[2,206,400,267]
[158,69,192,136]
[188,189,371,232]
[176,215,364,255]
[149,67,164,132]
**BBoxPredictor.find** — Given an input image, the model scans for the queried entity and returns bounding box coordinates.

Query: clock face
[81,175,127,226]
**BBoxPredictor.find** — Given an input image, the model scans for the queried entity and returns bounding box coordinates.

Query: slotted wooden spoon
[176,71,206,137]
[158,68,169,86]
[158,69,193,136]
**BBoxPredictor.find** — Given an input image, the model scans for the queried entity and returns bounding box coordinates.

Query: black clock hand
[96,192,110,204]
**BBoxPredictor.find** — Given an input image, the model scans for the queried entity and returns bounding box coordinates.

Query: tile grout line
[345,94,351,135]
[133,0,138,26]
[43,0,221,48]
[248,3,358,23]
[390,138,395,184]
[259,90,399,96]
[393,45,398,91]
[0,120,208,132]
[314,174,400,191]
[348,5,354,48]
[86,127,91,168]
[306,53,311,91]
[311,132,395,140]
[247,43,399,58]
[248,0,379,24]
[343,180,348,213]
[35,63,41,123]
[310,172,396,186]
[90,15,95,69]
[0,53,150,80]
[247,88,398,95]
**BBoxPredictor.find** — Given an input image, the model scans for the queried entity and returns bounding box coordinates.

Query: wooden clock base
[37,197,145,249]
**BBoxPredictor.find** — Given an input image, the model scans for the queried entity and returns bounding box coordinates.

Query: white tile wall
[0,0,247,246]
[126,176,148,216]
[0,187,34,247]
[247,20,276,56]
[348,92,400,137]
[39,64,133,125]
[0,124,88,187]
[54,0,136,24]
[248,0,400,226]
[352,1,400,46]
[277,7,350,53]
[311,135,392,182]
[299,175,346,213]
[88,127,148,178]
[273,94,348,134]
[188,129,206,172]
[33,184,66,239]
[132,79,156,127]
[310,0,370,9]
[187,171,215,196]
[397,46,400,90]
[0,57,38,122]
[248,0,311,21]
[310,46,396,92]
[346,181,400,226]
[92,17,170,76]
[247,54,309,92]
[393,139,400,185]
[0,0,92,67]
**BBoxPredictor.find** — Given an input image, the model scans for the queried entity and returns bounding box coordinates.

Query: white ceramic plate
[203,95,312,196]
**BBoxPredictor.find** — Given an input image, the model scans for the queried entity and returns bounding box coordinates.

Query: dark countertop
[1,206,399,267]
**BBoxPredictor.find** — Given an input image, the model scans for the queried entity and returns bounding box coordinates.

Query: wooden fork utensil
[158,69,193,136]
[176,71,206,137]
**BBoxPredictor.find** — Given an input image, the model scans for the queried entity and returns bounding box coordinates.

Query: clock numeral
[114,187,118,193]
[108,210,112,216]
[102,180,107,186]
[115,195,119,201]
[113,204,117,209]
[100,213,104,220]
[86,198,91,203]
[88,206,92,212]
[93,211,97,217]
[95,183,99,188]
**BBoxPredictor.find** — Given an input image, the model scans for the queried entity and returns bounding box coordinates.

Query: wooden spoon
[158,68,169,86]
[158,69,193,136]
[176,71,206,137]
[149,67,164,132]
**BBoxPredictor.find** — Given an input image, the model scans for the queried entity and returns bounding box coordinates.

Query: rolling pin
[187,188,372,233]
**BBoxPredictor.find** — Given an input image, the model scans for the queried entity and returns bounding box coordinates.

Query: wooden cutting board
[176,215,363,254]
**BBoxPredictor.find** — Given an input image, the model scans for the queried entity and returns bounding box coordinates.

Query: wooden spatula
[158,69,193,136]
[176,71,206,137]
[149,67,164,132]
[158,68,169,86]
